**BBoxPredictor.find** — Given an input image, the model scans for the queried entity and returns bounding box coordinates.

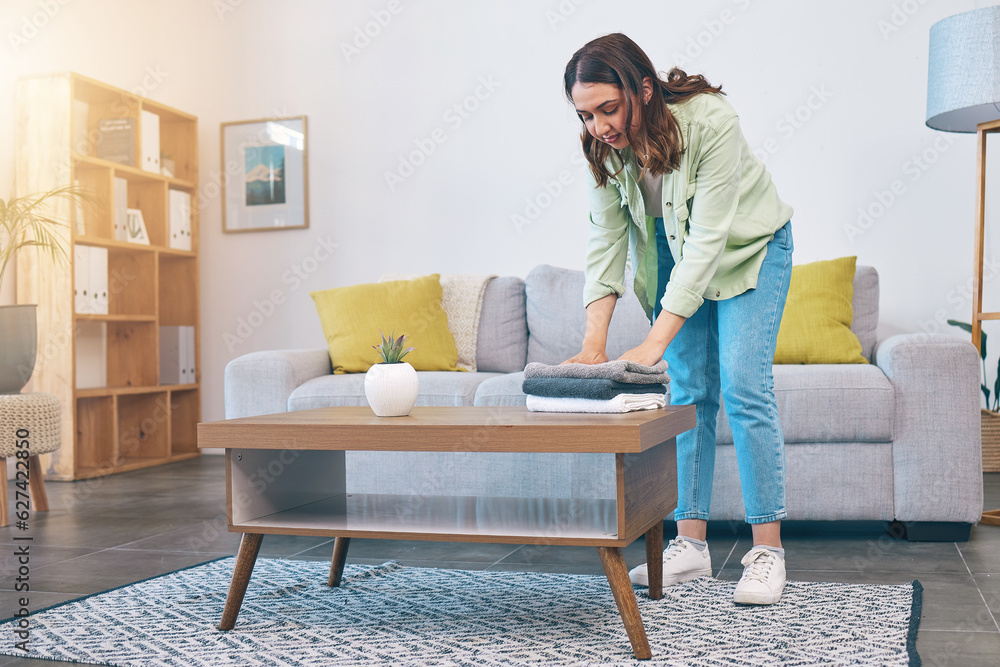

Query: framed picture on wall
[221,116,309,233]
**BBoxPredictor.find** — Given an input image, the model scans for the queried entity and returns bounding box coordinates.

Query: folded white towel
[525,393,666,413]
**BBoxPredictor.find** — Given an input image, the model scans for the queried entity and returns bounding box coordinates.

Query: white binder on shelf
[141,109,160,173]
[159,326,182,385]
[168,189,192,251]
[74,245,90,314]
[179,327,191,384]
[185,326,196,382]
[89,246,109,315]
[160,326,195,385]
[113,177,129,241]
[75,321,107,389]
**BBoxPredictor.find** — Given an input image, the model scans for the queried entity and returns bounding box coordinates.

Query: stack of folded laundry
[522,359,670,413]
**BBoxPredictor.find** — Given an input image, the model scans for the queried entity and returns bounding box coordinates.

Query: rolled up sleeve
[583,173,630,308]
[661,115,742,318]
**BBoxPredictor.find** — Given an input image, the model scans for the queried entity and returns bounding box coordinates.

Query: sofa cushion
[476,276,528,373]
[774,256,867,365]
[715,364,894,444]
[381,272,496,372]
[852,266,879,362]
[310,274,461,373]
[287,371,506,411]
[473,371,527,406]
[525,265,650,365]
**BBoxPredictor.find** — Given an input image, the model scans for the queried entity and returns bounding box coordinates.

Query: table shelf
[234,493,622,546]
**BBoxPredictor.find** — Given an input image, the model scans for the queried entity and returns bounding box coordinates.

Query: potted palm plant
[948,319,1000,472]
[364,330,418,417]
[0,185,88,394]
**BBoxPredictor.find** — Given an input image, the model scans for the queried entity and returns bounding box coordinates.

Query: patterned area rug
[0,557,921,666]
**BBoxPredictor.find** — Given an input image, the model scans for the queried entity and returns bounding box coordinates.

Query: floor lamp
[926,5,1000,527]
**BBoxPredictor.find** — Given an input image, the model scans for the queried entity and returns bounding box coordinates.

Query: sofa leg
[891,521,973,542]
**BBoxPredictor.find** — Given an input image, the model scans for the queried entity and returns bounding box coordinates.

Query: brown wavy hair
[564,33,724,187]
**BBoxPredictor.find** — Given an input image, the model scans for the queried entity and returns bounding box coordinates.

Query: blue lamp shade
[927,4,1000,133]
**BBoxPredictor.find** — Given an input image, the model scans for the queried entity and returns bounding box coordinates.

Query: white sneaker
[629,537,712,587]
[733,547,786,605]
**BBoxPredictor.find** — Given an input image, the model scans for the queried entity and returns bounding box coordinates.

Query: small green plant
[948,319,998,411]
[0,185,92,295]
[372,329,415,364]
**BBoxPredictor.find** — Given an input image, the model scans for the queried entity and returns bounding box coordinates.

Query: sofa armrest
[224,349,332,419]
[874,333,983,523]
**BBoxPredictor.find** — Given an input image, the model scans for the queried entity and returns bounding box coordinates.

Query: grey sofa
[225,265,984,540]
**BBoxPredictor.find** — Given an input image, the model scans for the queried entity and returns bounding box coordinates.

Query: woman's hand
[617,341,667,367]
[618,310,687,366]
[562,346,609,365]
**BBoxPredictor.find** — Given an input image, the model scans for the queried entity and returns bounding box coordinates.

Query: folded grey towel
[522,377,667,401]
[523,359,670,384]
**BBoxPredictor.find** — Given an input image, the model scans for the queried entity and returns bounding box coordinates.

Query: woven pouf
[0,392,61,526]
[0,392,61,458]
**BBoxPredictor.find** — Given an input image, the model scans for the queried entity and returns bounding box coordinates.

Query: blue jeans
[653,219,793,524]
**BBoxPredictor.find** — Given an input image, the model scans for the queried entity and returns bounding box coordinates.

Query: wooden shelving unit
[15,72,201,480]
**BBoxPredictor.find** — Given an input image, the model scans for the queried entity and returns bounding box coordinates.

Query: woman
[563,33,794,605]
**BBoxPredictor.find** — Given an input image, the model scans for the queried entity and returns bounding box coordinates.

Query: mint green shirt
[582,92,794,321]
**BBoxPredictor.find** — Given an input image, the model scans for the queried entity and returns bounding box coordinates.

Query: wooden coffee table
[198,405,695,660]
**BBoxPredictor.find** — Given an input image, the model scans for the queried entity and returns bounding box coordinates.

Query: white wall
[2,0,998,424]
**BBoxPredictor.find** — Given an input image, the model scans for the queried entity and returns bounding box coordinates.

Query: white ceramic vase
[364,362,419,417]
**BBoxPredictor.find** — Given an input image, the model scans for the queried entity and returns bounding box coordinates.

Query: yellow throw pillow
[310,274,462,374]
[774,256,867,364]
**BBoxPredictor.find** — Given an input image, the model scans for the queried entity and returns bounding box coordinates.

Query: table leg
[327,537,351,587]
[645,521,664,600]
[597,546,652,660]
[219,533,263,631]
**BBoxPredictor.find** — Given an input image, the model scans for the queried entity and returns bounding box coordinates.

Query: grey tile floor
[0,456,998,666]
